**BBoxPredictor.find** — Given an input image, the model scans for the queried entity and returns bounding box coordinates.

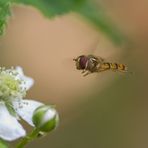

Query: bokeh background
[0,0,148,147]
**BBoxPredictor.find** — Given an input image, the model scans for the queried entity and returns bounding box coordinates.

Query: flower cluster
[0,66,58,141]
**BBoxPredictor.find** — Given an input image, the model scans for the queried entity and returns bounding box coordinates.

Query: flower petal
[0,102,26,141]
[13,99,43,126]
[16,66,34,90]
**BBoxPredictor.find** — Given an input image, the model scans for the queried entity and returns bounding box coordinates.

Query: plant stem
[16,128,39,148]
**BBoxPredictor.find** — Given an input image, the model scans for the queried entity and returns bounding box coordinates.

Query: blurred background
[0,0,148,147]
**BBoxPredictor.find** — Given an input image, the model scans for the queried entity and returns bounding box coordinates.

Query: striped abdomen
[100,63,127,72]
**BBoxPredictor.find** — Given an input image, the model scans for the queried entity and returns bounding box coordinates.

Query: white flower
[0,66,43,141]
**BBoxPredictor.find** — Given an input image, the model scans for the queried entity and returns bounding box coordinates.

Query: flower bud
[32,105,59,133]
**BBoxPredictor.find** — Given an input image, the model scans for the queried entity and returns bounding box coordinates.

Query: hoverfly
[73,55,128,76]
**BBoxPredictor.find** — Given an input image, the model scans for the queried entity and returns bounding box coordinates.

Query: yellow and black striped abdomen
[115,63,127,72]
[100,63,127,72]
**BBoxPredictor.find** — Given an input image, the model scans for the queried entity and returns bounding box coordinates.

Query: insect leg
[83,71,91,76]
[81,69,86,73]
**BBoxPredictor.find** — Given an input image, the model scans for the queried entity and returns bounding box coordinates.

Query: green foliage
[13,0,126,45]
[0,139,8,148]
[14,0,85,17]
[0,0,126,45]
[77,1,126,45]
[0,0,11,35]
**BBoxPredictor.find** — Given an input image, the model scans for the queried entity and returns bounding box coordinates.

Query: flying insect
[73,55,127,76]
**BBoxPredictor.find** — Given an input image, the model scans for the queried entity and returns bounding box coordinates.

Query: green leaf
[76,1,126,45]
[14,0,85,17]
[0,139,8,148]
[13,0,126,45]
[0,0,12,35]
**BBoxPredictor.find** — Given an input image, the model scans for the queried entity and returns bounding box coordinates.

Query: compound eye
[79,56,88,69]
